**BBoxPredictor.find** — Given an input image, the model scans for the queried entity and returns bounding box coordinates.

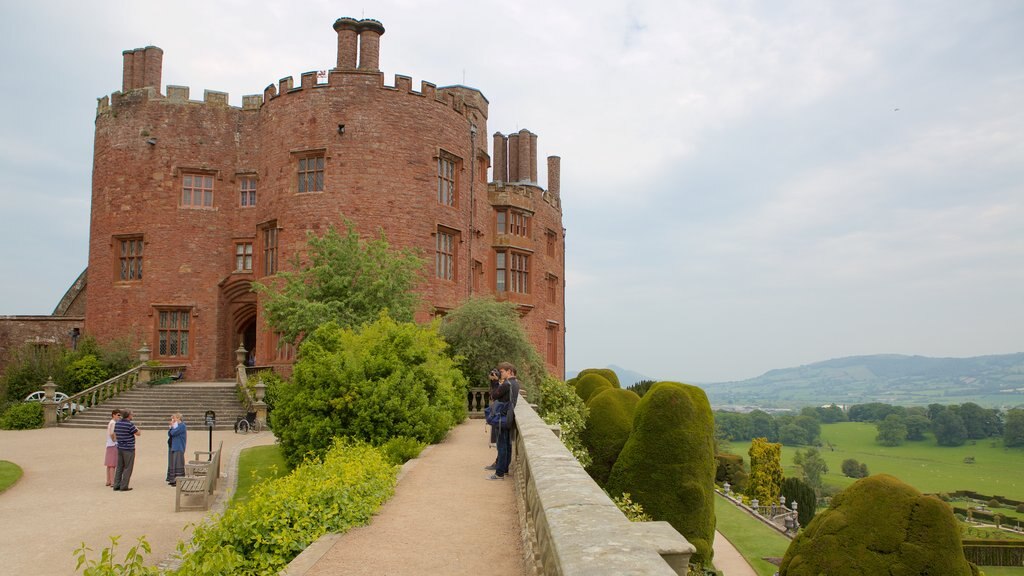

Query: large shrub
[779,474,979,576]
[780,476,817,527]
[715,453,748,494]
[606,382,716,566]
[0,402,44,430]
[577,368,620,388]
[747,438,783,504]
[574,373,614,403]
[271,316,466,468]
[533,375,591,468]
[64,354,109,394]
[581,387,640,486]
[172,439,397,575]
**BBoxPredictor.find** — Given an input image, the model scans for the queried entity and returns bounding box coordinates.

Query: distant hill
[566,365,651,388]
[701,353,1024,409]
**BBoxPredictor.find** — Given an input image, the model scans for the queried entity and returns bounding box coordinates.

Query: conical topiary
[575,373,613,403]
[605,381,716,566]
[779,474,979,576]
[581,387,641,486]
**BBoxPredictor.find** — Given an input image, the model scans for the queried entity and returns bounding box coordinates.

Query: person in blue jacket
[166,412,187,486]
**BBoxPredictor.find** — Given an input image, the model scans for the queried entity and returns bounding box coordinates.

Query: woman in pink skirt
[105,409,121,486]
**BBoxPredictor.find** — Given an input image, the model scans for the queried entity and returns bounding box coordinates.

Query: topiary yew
[581,387,640,486]
[575,373,614,403]
[577,368,620,388]
[605,382,716,566]
[747,437,783,504]
[779,474,980,576]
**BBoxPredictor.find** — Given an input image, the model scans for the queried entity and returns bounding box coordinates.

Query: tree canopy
[253,223,425,345]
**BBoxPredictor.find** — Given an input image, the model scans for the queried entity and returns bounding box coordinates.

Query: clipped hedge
[577,368,620,388]
[172,439,397,575]
[0,402,44,430]
[606,381,716,566]
[779,474,979,576]
[574,373,613,403]
[581,387,640,486]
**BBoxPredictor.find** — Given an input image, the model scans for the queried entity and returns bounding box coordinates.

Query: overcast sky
[1,1,1021,382]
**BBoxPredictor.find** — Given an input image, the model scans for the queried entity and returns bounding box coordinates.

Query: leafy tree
[794,415,821,444]
[779,423,810,446]
[904,414,932,441]
[626,379,657,397]
[253,223,425,345]
[1004,409,1024,448]
[848,402,903,423]
[715,453,748,493]
[64,354,108,394]
[533,375,591,468]
[714,411,753,442]
[927,403,947,422]
[816,404,848,423]
[841,458,868,479]
[875,413,908,446]
[933,408,968,447]
[437,296,546,392]
[271,316,466,468]
[748,410,779,442]
[780,476,817,527]
[793,448,828,491]
[958,402,1001,439]
[747,437,783,503]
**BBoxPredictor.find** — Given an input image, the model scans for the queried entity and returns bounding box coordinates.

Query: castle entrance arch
[219,278,258,378]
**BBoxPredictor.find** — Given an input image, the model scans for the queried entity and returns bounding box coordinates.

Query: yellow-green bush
[779,474,979,576]
[577,368,620,388]
[172,439,397,575]
[575,373,613,403]
[582,387,640,486]
[605,382,716,566]
[747,437,783,504]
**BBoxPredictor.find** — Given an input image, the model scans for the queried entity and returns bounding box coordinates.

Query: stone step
[59,381,251,430]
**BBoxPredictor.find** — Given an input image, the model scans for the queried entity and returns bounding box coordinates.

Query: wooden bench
[175,441,223,512]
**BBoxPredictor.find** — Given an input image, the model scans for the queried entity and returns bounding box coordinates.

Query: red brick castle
[82,17,565,380]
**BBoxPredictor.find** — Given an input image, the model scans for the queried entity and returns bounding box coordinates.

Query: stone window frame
[114,234,144,282]
[545,228,558,257]
[496,248,531,294]
[545,321,559,366]
[154,306,192,358]
[239,175,257,207]
[179,169,217,209]
[436,150,461,207]
[496,207,531,238]
[545,273,558,304]
[293,148,327,194]
[435,226,460,281]
[259,221,280,277]
[234,240,254,273]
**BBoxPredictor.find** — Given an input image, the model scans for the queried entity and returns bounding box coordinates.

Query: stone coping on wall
[513,400,695,576]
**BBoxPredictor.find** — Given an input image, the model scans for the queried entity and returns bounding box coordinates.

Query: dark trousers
[496,427,512,476]
[113,449,136,489]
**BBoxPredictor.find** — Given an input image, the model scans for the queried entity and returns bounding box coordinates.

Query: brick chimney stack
[333,18,359,69]
[492,133,507,183]
[517,129,532,184]
[122,46,163,93]
[357,19,385,71]
[547,156,560,197]
[507,132,520,182]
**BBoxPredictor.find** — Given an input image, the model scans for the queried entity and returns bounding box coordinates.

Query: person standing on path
[166,412,187,486]
[488,362,520,480]
[104,409,121,486]
[113,409,141,491]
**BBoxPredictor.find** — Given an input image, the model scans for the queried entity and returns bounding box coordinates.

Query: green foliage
[379,436,426,466]
[934,408,968,446]
[575,373,613,403]
[253,370,285,415]
[533,375,591,468]
[1004,409,1024,448]
[626,379,657,397]
[748,410,779,443]
[74,535,160,576]
[780,476,817,527]
[0,460,24,493]
[271,316,466,468]
[875,413,908,446]
[581,387,640,485]
[793,448,828,491]
[778,422,810,446]
[233,445,288,504]
[715,453,749,493]
[172,439,397,575]
[779,474,977,576]
[437,296,546,395]
[64,355,109,394]
[577,368,620,388]
[747,438,783,504]
[606,382,716,566]
[252,223,425,345]
[715,410,755,441]
[905,414,932,440]
[0,401,44,430]
[840,458,868,479]
[848,402,905,423]
[610,492,652,522]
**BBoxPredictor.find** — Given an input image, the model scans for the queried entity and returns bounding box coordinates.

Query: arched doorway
[220,278,257,378]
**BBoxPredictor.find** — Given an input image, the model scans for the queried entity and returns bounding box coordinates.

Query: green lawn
[232,444,288,503]
[725,422,1024,501]
[714,493,791,576]
[0,460,23,493]
[981,568,1024,576]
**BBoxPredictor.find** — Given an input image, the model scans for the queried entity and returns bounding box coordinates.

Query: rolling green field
[725,422,1024,501]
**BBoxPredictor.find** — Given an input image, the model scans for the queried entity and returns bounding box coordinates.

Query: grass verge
[714,493,791,576]
[232,444,288,503]
[0,460,23,493]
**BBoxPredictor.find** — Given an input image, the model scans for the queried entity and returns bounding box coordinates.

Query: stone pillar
[357,19,385,71]
[333,18,359,69]
[492,132,507,183]
[254,379,268,423]
[43,377,58,427]
[518,129,532,183]
[138,344,151,384]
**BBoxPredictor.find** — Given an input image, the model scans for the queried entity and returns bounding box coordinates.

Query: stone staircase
[59,381,248,431]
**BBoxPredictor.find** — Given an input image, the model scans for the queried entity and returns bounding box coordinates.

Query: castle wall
[85,18,565,380]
